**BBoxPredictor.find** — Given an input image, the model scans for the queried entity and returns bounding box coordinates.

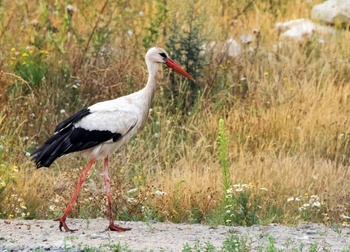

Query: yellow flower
[39,50,49,54]
[22,53,29,57]
[11,48,16,51]
[264,72,269,76]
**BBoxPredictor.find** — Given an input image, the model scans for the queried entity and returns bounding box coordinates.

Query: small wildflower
[60,109,66,114]
[67,5,77,12]
[127,188,138,194]
[264,72,269,76]
[342,222,350,227]
[11,48,16,51]
[25,152,31,157]
[31,19,39,25]
[127,30,133,35]
[226,188,233,194]
[139,11,144,16]
[154,190,167,196]
[154,133,159,138]
[22,53,29,57]
[312,201,321,207]
[260,187,268,191]
[340,214,350,219]
[287,197,294,202]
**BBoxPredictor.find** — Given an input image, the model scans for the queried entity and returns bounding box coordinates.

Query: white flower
[312,201,321,207]
[127,30,133,35]
[67,5,77,12]
[154,190,167,196]
[154,133,159,138]
[340,214,350,219]
[127,188,138,194]
[287,197,294,202]
[60,109,66,114]
[226,188,233,194]
[139,11,144,16]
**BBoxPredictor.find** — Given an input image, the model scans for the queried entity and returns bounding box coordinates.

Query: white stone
[275,18,335,41]
[311,0,350,25]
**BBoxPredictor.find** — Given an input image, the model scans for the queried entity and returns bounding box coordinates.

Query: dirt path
[1,219,350,251]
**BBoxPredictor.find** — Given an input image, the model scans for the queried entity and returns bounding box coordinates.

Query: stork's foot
[54,217,78,232]
[109,222,131,232]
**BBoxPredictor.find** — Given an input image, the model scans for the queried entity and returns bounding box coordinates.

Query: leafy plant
[165,0,208,113]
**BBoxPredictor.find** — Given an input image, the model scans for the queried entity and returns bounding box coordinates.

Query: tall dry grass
[0,0,350,226]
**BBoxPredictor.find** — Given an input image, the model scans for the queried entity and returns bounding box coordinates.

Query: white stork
[31,47,195,232]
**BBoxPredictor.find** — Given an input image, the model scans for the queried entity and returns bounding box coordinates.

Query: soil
[1,219,350,251]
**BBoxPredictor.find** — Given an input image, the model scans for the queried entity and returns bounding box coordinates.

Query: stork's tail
[31,130,70,168]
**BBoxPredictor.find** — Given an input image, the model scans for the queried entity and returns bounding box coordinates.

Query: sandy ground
[0,219,350,251]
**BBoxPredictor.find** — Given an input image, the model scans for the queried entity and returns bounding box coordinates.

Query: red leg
[54,158,96,232]
[103,156,131,232]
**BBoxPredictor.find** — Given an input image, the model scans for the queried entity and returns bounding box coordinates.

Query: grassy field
[0,0,350,228]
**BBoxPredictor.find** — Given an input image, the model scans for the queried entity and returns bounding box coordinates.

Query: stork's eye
[159,52,167,58]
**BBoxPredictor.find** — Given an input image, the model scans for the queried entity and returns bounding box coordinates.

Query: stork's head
[146,47,195,82]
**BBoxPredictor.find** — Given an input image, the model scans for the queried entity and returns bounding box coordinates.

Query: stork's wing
[55,108,91,132]
[32,101,139,168]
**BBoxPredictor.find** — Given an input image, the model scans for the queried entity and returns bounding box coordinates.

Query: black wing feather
[31,108,124,168]
[55,108,91,132]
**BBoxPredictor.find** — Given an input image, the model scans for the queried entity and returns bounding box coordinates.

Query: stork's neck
[143,60,159,101]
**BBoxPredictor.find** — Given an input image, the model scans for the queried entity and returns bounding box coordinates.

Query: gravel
[1,219,350,251]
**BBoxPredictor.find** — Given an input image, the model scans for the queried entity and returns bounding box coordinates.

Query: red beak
[165,58,196,82]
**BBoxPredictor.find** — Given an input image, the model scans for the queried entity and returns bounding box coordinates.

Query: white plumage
[31,47,195,232]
